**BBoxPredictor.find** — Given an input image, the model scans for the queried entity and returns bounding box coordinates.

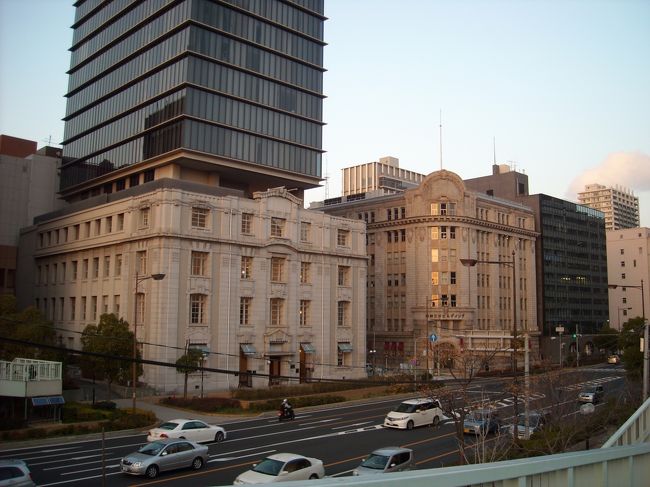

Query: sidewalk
[112,397,250,425]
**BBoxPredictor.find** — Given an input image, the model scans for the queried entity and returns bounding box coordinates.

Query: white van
[383,398,443,430]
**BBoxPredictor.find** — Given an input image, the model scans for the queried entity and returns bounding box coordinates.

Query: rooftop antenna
[439,109,443,170]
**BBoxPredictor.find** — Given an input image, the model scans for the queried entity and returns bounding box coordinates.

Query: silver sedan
[120,438,208,479]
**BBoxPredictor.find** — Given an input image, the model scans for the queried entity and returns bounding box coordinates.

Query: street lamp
[609,280,647,400]
[461,249,519,438]
[133,271,165,413]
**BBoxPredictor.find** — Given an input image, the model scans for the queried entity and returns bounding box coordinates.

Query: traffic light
[572,333,577,339]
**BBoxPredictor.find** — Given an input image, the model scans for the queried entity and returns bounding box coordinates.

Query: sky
[1,0,649,225]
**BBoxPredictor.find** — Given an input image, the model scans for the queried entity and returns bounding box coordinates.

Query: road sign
[429,333,438,343]
[556,326,565,333]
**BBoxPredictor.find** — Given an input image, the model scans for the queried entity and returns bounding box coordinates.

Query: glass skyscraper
[60,0,325,200]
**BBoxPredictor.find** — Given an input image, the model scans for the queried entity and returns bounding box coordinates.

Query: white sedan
[147,419,226,443]
[233,453,325,484]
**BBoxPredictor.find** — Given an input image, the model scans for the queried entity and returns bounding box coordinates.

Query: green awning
[338,343,353,353]
[301,343,316,353]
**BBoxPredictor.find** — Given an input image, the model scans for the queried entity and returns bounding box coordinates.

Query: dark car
[463,408,501,435]
[509,411,547,440]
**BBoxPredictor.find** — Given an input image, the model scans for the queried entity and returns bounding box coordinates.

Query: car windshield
[468,411,491,421]
[252,458,285,476]
[138,441,165,456]
[158,422,179,430]
[360,453,390,470]
[394,403,420,413]
[517,414,540,427]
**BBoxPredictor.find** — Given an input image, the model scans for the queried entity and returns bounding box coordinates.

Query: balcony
[0,358,62,398]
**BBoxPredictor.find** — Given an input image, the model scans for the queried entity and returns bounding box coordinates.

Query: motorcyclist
[280,398,293,417]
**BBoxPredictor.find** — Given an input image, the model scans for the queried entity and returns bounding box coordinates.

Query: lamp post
[609,280,646,400]
[461,249,519,439]
[133,271,165,414]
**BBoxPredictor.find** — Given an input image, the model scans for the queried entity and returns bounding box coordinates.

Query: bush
[92,401,117,410]
[247,395,347,412]
[160,396,242,412]
[232,381,371,401]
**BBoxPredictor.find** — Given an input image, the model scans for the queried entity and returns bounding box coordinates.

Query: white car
[233,453,325,484]
[384,398,443,430]
[147,419,226,443]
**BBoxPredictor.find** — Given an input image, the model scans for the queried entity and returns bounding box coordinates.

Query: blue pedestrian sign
[429,333,438,343]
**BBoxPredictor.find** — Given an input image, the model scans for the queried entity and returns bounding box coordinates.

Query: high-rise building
[61,0,325,202]
[17,1,369,392]
[341,156,425,197]
[606,227,650,330]
[577,184,639,231]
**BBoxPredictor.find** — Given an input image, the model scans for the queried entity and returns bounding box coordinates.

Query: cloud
[566,152,650,200]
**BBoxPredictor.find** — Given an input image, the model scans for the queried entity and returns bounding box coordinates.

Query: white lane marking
[44,457,122,471]
[38,447,80,453]
[331,421,372,430]
[62,464,120,475]
[36,471,122,487]
[301,418,340,426]
[0,432,145,454]
[330,468,356,477]
[209,449,276,462]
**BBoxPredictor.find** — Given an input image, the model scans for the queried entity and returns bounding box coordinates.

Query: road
[2,364,626,487]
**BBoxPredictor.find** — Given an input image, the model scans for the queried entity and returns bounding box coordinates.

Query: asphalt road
[2,364,627,487]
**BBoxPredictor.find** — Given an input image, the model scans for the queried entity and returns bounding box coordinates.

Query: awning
[300,343,316,354]
[338,343,353,353]
[240,344,257,356]
[31,396,65,406]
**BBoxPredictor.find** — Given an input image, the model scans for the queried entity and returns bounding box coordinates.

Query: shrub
[160,396,241,412]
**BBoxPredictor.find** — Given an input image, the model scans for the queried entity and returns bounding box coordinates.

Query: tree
[593,324,619,354]
[619,317,644,378]
[0,294,60,362]
[176,348,203,400]
[80,313,137,399]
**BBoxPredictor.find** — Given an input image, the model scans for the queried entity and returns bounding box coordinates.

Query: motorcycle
[278,406,295,421]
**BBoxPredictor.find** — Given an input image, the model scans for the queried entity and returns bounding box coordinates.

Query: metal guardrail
[602,396,650,447]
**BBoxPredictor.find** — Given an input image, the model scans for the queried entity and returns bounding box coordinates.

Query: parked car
[383,398,443,430]
[147,418,226,443]
[0,459,35,487]
[120,438,208,478]
[233,453,324,484]
[509,412,547,440]
[578,385,604,404]
[463,408,501,435]
[607,354,621,365]
[352,446,414,475]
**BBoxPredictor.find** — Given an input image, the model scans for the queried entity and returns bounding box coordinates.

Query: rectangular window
[81,296,87,320]
[431,249,438,263]
[450,226,456,239]
[61,262,66,282]
[102,295,109,314]
[84,221,91,238]
[338,266,350,286]
[69,297,76,320]
[93,257,99,278]
[137,251,147,274]
[117,213,124,231]
[114,295,120,315]
[271,217,285,237]
[299,300,310,326]
[192,207,209,228]
[190,294,206,324]
[191,251,208,276]
[241,212,253,234]
[115,254,122,277]
[240,297,251,325]
[440,226,447,239]
[72,260,78,280]
[337,301,349,327]
[74,224,80,240]
[103,256,110,277]
[135,293,145,324]
[337,342,352,366]
[106,216,112,233]
[300,222,311,242]
[271,257,285,282]
[95,218,101,235]
[300,262,310,284]
[82,259,89,279]
[59,297,65,320]
[139,207,150,228]
[431,271,439,285]
[270,298,284,325]
[91,296,97,321]
[450,271,457,285]
[241,256,253,279]
[337,229,350,246]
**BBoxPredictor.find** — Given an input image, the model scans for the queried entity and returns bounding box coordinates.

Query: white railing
[602,396,650,447]
[0,358,62,382]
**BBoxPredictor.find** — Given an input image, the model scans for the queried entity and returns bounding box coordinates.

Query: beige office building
[18,184,367,393]
[606,227,650,330]
[313,169,539,372]
[578,184,639,231]
[341,156,425,197]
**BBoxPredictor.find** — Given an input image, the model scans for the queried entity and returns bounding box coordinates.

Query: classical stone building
[19,184,366,392]
[312,170,539,372]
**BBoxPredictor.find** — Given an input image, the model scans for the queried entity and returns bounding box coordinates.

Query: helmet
[282,398,288,403]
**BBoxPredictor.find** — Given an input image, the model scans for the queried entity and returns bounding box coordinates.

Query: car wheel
[432,415,440,427]
[215,431,224,442]
[406,420,414,430]
[179,436,185,439]
[309,474,319,480]
[192,457,204,470]
[145,465,158,479]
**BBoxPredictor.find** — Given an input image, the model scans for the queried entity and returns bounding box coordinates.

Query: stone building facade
[313,170,539,372]
[18,183,367,393]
